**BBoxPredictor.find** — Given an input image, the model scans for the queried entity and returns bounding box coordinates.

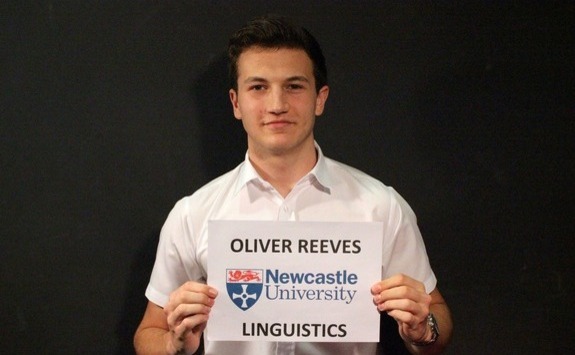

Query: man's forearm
[134,327,170,355]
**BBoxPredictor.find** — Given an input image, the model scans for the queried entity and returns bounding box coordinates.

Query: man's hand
[134,282,218,355]
[371,274,432,344]
[163,282,218,355]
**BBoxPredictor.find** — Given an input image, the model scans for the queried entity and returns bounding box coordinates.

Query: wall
[1,2,573,354]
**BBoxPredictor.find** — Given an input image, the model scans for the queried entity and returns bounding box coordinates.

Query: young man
[134,15,452,355]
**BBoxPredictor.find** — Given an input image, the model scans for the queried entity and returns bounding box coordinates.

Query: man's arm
[372,274,453,354]
[134,282,218,355]
[134,301,175,354]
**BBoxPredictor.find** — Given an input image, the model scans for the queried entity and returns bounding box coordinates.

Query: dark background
[1,1,573,354]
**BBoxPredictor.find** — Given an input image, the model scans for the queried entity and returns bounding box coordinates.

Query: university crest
[226,269,263,311]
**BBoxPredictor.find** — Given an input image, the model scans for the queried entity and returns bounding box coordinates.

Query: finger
[169,313,210,350]
[377,285,431,304]
[373,274,426,293]
[166,285,218,313]
[180,281,219,296]
[177,289,217,307]
[167,303,212,328]
[172,313,210,338]
[377,297,429,317]
[373,286,420,304]
[175,282,218,302]
[386,308,427,329]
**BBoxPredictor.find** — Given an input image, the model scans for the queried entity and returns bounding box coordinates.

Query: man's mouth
[264,120,293,127]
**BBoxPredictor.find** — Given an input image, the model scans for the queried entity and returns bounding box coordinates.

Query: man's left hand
[371,274,433,344]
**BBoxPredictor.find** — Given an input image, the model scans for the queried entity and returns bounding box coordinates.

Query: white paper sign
[207,220,383,343]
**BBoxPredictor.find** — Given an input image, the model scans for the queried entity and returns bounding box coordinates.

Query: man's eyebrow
[286,76,310,82]
[243,76,268,84]
[242,76,310,83]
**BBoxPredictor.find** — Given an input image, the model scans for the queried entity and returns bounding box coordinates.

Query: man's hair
[228,15,327,92]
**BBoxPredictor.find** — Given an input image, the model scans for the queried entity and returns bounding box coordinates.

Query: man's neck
[248,141,317,198]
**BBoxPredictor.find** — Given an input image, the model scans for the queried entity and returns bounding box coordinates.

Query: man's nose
[267,87,289,114]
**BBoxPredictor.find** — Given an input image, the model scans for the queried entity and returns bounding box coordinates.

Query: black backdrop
[1,2,573,354]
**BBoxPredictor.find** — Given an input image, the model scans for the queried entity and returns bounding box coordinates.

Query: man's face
[229,47,329,158]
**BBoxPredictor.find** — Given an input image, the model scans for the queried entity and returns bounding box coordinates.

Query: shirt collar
[232,141,332,196]
[308,142,332,192]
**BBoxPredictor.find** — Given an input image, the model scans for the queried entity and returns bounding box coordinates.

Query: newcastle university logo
[226,269,263,311]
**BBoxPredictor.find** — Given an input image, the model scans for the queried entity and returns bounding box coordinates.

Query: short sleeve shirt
[146,144,436,355]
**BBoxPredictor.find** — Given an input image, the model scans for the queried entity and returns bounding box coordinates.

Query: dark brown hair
[228,15,328,92]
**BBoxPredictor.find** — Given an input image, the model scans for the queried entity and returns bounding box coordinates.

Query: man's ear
[229,89,242,119]
[314,85,329,116]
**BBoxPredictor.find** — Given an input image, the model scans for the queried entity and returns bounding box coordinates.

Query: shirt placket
[273,181,309,354]
[277,202,295,221]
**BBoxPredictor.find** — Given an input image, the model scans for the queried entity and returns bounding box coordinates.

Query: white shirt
[146,144,436,355]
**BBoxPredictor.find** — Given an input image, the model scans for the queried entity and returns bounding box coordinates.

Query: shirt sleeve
[145,198,204,307]
[382,188,437,293]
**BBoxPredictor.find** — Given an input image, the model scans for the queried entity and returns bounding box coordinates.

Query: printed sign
[207,220,383,342]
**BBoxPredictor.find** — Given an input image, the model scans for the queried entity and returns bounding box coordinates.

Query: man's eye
[250,85,266,91]
[287,84,304,90]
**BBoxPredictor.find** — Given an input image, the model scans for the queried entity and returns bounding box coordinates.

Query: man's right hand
[134,282,218,355]
[163,281,218,354]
